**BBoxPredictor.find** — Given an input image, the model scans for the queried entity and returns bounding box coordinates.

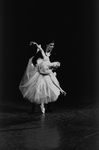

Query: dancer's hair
[46,42,54,53]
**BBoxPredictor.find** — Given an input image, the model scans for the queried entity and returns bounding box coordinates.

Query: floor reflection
[0,104,98,150]
[24,114,60,149]
[0,113,60,150]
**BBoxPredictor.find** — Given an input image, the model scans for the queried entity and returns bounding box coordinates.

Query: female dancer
[19,42,66,113]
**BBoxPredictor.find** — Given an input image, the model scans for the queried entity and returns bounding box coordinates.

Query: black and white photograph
[0,0,99,150]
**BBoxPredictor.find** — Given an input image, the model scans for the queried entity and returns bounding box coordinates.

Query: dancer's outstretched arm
[53,81,66,95]
[49,73,66,95]
[30,41,47,59]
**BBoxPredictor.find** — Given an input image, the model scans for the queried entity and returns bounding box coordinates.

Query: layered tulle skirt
[20,69,60,104]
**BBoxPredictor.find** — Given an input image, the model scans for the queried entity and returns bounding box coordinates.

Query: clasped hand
[53,62,60,67]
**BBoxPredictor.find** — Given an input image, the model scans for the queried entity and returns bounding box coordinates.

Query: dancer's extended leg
[40,103,45,113]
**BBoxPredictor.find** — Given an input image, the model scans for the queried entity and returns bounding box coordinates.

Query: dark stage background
[1,0,99,108]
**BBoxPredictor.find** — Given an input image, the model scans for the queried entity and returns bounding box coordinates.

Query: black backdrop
[1,0,99,107]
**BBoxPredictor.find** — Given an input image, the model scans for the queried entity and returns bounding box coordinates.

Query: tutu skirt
[20,68,60,104]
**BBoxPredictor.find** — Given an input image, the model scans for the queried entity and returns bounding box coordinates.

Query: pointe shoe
[41,107,45,113]
[40,105,45,113]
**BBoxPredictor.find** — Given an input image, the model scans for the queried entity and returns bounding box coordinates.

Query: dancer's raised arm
[30,41,46,59]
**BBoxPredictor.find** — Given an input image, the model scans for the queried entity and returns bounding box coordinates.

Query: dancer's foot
[42,107,45,114]
[40,103,45,114]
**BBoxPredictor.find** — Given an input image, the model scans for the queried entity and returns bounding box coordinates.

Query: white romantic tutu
[20,68,60,104]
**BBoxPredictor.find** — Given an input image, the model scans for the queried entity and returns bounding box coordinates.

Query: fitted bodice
[37,58,51,75]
